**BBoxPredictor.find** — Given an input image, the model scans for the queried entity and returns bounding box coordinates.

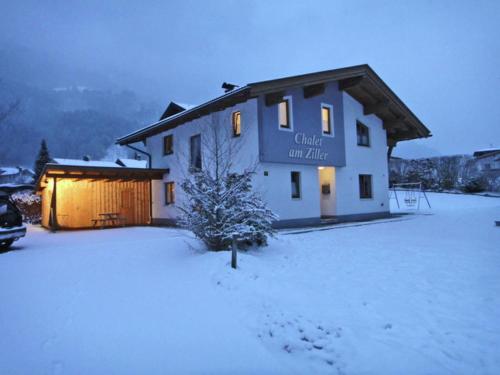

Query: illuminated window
[163,134,173,155]
[165,182,175,205]
[232,111,241,137]
[291,171,301,199]
[359,174,372,199]
[321,104,333,135]
[190,134,202,170]
[357,121,370,146]
[279,98,291,129]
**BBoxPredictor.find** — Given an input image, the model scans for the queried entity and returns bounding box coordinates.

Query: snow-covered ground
[0,193,499,374]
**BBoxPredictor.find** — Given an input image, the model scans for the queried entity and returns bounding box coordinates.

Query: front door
[318,167,336,217]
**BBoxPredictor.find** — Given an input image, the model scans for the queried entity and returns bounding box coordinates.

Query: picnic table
[91,213,127,229]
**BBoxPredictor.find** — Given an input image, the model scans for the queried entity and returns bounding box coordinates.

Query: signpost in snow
[231,236,237,269]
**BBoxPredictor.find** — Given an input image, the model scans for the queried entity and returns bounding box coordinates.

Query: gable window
[163,134,173,155]
[165,182,175,205]
[291,171,301,199]
[278,96,293,130]
[359,174,372,199]
[190,134,202,170]
[321,104,333,135]
[357,121,370,146]
[232,111,241,137]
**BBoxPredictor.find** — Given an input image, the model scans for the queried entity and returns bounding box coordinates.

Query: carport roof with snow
[36,161,167,190]
[116,64,431,146]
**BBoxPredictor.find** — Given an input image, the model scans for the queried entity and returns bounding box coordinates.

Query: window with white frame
[321,104,333,135]
[278,97,292,130]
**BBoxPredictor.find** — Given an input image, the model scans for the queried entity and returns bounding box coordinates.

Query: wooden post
[231,236,237,269]
[49,177,58,232]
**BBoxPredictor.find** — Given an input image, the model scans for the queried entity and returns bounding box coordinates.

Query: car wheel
[0,239,14,252]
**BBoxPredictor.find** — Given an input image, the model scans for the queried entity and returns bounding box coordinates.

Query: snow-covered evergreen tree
[177,123,277,251]
[34,139,52,182]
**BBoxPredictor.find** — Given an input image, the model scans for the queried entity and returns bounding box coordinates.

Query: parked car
[0,190,26,251]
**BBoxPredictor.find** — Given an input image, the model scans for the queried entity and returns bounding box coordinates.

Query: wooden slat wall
[52,178,150,229]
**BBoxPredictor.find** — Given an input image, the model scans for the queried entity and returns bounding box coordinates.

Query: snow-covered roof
[117,65,431,146]
[174,102,195,110]
[52,158,148,169]
[473,148,500,158]
[474,147,499,153]
[0,167,20,176]
[53,158,119,168]
[115,158,148,168]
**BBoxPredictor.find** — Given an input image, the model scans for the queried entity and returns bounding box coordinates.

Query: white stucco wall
[334,92,389,216]
[252,163,320,221]
[143,90,390,224]
[148,99,260,221]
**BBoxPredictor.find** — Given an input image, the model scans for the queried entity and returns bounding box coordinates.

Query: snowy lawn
[0,193,499,374]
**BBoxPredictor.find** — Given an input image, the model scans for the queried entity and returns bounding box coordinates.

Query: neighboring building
[0,167,35,185]
[473,148,500,172]
[116,65,431,228]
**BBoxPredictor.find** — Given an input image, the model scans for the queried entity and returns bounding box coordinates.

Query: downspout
[124,144,152,169]
[124,143,154,225]
[387,142,396,188]
[387,145,394,161]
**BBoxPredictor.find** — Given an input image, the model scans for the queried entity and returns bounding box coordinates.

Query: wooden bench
[92,213,127,229]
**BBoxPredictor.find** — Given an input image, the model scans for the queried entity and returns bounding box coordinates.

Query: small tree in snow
[34,139,52,182]
[177,120,277,251]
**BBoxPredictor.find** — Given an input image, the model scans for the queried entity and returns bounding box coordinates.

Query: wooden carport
[36,163,167,230]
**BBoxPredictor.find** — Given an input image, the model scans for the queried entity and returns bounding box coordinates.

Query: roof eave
[116,86,251,145]
[116,64,431,145]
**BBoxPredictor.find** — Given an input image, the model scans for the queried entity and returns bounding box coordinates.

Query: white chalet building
[117,65,431,228]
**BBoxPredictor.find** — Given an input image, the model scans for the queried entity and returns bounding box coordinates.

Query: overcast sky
[1,0,499,157]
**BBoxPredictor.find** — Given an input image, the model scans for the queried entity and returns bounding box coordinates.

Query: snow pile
[115,158,147,168]
[10,190,41,223]
[0,193,499,374]
[53,158,119,168]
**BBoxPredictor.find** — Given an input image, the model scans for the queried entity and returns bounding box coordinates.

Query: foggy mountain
[0,44,162,167]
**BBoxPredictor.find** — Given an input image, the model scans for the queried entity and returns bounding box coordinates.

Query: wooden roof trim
[116,64,430,145]
[249,65,430,140]
[248,65,369,95]
[35,164,168,191]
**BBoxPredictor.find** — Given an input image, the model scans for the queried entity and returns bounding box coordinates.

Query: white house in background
[0,167,35,185]
[473,148,500,172]
[117,65,431,228]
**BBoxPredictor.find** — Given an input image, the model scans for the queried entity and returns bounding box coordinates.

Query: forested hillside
[0,45,161,166]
